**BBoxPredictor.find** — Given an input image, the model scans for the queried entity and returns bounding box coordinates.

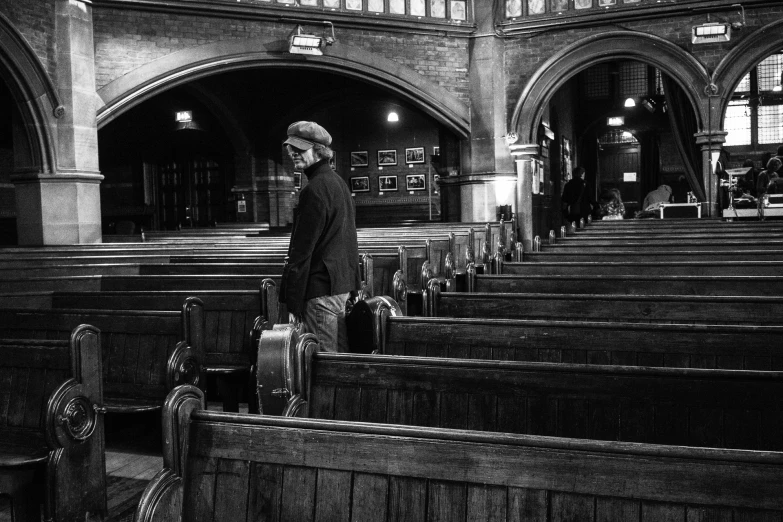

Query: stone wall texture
[92,7,470,103]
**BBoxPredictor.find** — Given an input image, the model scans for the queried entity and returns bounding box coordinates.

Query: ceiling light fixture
[387,111,399,122]
[624,97,636,108]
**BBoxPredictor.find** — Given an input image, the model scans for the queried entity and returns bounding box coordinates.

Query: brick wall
[0,0,56,79]
[503,4,783,119]
[92,8,470,104]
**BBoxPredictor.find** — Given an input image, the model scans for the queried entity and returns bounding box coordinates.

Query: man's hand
[289,313,302,329]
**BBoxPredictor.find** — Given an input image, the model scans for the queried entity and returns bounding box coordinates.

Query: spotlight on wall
[288,23,336,55]
[387,111,399,122]
[624,97,636,108]
[642,98,656,113]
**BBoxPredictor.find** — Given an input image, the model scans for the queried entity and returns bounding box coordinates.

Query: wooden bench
[385,316,783,368]
[0,325,105,522]
[0,274,282,293]
[521,249,783,263]
[263,325,783,450]
[539,237,783,252]
[425,290,783,325]
[0,281,279,412]
[469,273,783,296]
[348,297,783,369]
[0,301,205,413]
[134,385,783,521]
[502,259,783,276]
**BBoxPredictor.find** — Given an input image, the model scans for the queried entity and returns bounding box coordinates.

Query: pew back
[0,302,204,412]
[135,385,783,521]
[0,326,105,521]
[305,352,783,451]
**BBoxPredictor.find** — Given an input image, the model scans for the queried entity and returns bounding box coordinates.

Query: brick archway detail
[96,37,470,137]
[510,30,711,144]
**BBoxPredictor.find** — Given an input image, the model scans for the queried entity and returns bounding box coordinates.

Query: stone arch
[510,30,712,144]
[713,18,783,124]
[0,12,61,174]
[96,37,470,138]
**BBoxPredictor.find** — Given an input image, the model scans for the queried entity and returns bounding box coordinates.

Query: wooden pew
[0,301,205,413]
[502,259,783,276]
[0,274,281,293]
[0,325,105,522]
[346,297,783,370]
[425,290,783,325]
[539,237,783,252]
[299,350,783,450]
[135,385,783,521]
[469,273,783,296]
[521,249,783,263]
[380,316,783,369]
[0,283,279,412]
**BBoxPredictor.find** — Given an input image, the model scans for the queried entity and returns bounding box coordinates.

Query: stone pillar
[14,0,103,244]
[459,0,515,222]
[695,131,727,218]
[510,143,539,252]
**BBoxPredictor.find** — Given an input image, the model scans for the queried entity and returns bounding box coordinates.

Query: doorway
[154,155,228,229]
[598,139,641,216]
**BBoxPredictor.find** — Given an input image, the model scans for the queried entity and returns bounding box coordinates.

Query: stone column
[695,131,727,218]
[510,143,538,252]
[458,0,515,222]
[13,0,103,244]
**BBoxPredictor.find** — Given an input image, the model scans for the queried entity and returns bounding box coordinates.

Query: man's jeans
[302,293,350,352]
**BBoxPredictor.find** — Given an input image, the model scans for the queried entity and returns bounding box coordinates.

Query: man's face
[287,144,317,170]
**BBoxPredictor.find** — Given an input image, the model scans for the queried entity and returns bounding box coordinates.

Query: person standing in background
[279,121,361,352]
[561,166,593,226]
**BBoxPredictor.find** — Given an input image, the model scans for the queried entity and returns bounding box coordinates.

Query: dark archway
[95,37,470,139]
[510,30,711,145]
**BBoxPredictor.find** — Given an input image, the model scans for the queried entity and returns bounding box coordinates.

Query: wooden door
[598,144,641,215]
[157,157,226,229]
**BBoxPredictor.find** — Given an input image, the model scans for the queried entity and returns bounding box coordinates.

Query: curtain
[662,74,706,201]
[638,131,660,206]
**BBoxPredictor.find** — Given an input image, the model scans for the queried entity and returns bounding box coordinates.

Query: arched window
[724,52,783,147]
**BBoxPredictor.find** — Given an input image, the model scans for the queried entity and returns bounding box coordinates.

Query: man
[279,121,361,352]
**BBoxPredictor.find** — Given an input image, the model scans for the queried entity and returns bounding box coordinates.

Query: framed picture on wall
[377,149,398,166]
[294,172,302,190]
[433,146,440,156]
[350,151,369,167]
[350,176,370,193]
[406,174,426,191]
[406,147,425,164]
[379,175,398,191]
[329,152,337,171]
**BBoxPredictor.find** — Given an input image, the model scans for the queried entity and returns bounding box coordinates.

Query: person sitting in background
[768,169,783,195]
[739,159,758,196]
[642,184,673,210]
[757,157,782,200]
[597,188,625,220]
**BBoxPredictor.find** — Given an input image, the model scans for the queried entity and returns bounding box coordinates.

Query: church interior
[1,0,783,520]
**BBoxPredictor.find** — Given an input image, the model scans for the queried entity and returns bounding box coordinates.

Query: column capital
[694,131,728,148]
[509,143,541,160]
